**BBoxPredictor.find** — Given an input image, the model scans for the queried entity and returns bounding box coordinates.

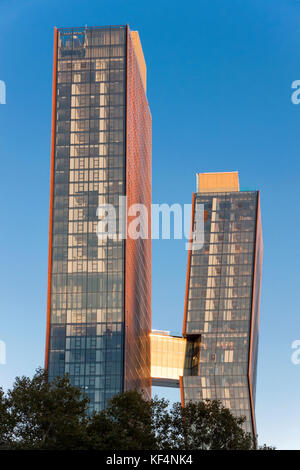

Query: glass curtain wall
[48,26,126,413]
[182,191,259,435]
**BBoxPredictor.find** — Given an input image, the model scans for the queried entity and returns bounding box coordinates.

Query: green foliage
[86,390,157,450]
[0,387,14,449]
[0,368,89,450]
[258,443,276,450]
[169,400,254,450]
[0,369,273,450]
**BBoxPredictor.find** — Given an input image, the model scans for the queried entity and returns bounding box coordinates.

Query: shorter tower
[180,172,262,437]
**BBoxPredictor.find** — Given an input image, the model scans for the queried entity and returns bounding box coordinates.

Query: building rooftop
[196,171,240,193]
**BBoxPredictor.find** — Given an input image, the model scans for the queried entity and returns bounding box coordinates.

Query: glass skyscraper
[180,172,263,437]
[44,26,262,438]
[45,25,151,413]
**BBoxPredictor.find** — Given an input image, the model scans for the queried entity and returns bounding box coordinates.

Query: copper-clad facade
[124,26,152,398]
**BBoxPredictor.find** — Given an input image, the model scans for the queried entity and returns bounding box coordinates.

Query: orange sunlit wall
[124,26,152,398]
[45,27,58,370]
[248,192,263,434]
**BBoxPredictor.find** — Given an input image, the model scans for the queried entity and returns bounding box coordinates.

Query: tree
[86,390,157,450]
[169,399,254,450]
[0,368,89,450]
[150,395,174,450]
[0,387,14,449]
[86,393,256,450]
[0,370,273,450]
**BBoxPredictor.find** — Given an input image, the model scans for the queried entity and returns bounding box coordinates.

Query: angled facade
[45,25,151,413]
[44,25,262,436]
[180,172,262,437]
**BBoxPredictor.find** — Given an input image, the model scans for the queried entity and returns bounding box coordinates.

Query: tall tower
[181,172,263,437]
[45,25,151,413]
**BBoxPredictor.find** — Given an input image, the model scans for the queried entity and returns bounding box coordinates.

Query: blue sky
[0,0,300,449]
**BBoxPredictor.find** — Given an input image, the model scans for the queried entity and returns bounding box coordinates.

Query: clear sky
[0,0,300,450]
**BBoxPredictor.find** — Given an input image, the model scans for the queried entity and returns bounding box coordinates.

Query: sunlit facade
[45,25,151,413]
[180,172,263,437]
[150,331,186,387]
[44,26,262,431]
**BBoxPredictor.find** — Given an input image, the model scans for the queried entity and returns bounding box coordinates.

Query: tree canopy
[0,368,89,450]
[0,369,273,450]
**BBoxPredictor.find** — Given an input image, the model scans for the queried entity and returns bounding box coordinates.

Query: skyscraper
[149,173,262,438]
[180,172,263,437]
[44,25,262,437]
[45,25,151,413]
